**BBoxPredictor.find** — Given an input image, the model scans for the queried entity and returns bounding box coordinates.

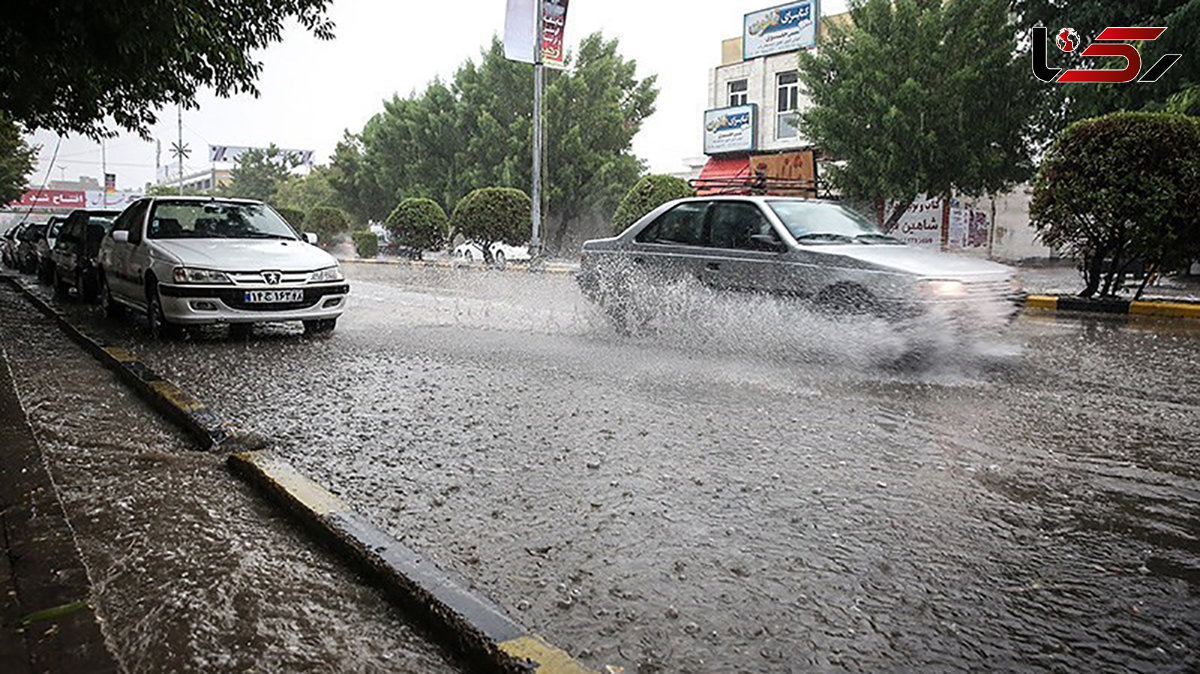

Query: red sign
[1032,26,1182,84]
[11,189,87,210]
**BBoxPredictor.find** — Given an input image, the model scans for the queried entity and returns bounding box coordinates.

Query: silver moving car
[577,196,1019,332]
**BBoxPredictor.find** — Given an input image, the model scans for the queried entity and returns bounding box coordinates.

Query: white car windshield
[148,201,298,240]
[767,200,901,244]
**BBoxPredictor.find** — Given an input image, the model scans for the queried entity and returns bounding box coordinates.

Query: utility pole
[101,140,107,207]
[530,0,544,263]
[177,106,184,196]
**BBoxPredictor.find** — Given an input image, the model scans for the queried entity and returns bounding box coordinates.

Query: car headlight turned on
[173,267,233,284]
[917,279,967,297]
[309,265,344,283]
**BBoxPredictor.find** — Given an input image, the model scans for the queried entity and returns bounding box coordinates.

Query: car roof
[148,195,263,205]
[672,195,840,206]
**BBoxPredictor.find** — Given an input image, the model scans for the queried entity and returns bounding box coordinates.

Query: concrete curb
[1,276,249,452]
[227,451,594,674]
[340,258,578,276]
[1024,294,1200,320]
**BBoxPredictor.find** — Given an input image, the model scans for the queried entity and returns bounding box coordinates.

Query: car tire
[53,267,70,298]
[146,283,182,340]
[494,250,507,270]
[99,275,123,318]
[79,271,98,303]
[815,283,879,317]
[303,318,337,336]
[228,323,253,340]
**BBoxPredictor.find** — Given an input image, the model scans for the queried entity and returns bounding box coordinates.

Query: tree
[0,1,333,137]
[221,145,300,202]
[450,188,531,262]
[352,230,379,259]
[798,0,1036,230]
[611,175,694,233]
[274,167,335,214]
[274,207,306,230]
[386,198,449,254]
[305,205,351,247]
[1030,112,1200,298]
[0,113,36,206]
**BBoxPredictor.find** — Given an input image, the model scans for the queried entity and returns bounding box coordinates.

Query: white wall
[709,52,811,152]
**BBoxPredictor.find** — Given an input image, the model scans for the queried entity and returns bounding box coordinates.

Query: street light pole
[530,0,544,263]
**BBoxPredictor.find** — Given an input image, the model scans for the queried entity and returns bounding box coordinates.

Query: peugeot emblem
[263,271,282,285]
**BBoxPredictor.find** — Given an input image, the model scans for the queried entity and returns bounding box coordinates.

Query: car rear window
[635,202,708,246]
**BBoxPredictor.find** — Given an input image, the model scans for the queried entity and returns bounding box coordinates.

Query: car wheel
[79,271,98,303]
[99,275,123,318]
[53,267,70,298]
[303,318,337,336]
[494,250,507,270]
[146,284,182,340]
[228,323,253,340]
[815,283,879,317]
[462,250,473,262]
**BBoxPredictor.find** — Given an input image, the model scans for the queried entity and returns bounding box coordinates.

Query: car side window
[708,202,775,251]
[635,202,709,246]
[113,201,149,242]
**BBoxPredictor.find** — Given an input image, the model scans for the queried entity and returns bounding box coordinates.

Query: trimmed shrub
[385,198,449,252]
[274,206,306,230]
[352,229,379,259]
[305,205,351,246]
[450,187,531,249]
[612,174,694,234]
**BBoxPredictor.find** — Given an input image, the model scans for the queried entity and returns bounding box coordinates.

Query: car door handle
[705,262,721,271]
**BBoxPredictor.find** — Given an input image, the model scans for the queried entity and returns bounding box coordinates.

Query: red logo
[1032,26,1182,84]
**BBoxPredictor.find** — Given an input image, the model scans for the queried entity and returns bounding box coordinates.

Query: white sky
[27,0,847,192]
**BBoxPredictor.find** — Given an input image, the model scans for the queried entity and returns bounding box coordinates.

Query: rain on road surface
[17,263,1200,672]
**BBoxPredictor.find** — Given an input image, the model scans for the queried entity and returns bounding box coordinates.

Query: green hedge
[386,198,449,251]
[274,206,306,230]
[352,230,379,259]
[450,187,531,247]
[612,174,694,234]
[305,205,351,246]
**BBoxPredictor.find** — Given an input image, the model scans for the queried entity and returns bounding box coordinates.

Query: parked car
[49,209,122,301]
[34,215,69,282]
[1,224,26,268]
[453,241,532,268]
[97,197,350,338]
[14,222,48,274]
[577,196,1019,332]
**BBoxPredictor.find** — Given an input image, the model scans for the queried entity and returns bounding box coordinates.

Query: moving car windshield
[148,201,298,240]
[767,200,900,244]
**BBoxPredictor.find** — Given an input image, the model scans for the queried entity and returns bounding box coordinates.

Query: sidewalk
[0,348,119,674]
[1017,263,1200,303]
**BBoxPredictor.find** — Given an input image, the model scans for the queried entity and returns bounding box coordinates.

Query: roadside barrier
[1024,294,1200,320]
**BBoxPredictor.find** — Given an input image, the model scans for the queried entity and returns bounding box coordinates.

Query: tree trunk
[549,216,570,255]
[1134,261,1158,301]
[882,197,916,233]
[1080,254,1102,298]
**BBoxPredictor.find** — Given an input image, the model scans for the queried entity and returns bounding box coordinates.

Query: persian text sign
[885,197,944,249]
[704,105,758,155]
[744,1,818,60]
[503,0,570,68]
[11,189,86,210]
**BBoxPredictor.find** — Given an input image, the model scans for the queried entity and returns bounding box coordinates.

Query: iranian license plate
[244,289,304,303]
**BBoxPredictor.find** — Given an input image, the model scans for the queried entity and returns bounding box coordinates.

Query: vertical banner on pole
[504,0,570,68]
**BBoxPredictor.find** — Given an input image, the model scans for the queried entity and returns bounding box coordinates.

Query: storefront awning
[693,156,751,195]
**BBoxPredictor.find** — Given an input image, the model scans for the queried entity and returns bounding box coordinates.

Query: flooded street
[9,263,1200,673]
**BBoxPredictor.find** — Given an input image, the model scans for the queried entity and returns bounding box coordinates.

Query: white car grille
[227,271,310,286]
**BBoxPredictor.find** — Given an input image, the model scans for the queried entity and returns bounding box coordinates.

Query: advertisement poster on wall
[704,105,758,155]
[885,196,944,249]
[744,1,818,59]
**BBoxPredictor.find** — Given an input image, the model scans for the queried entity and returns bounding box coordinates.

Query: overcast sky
[27,0,847,192]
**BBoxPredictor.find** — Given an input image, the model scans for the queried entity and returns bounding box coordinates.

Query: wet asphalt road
[10,263,1200,673]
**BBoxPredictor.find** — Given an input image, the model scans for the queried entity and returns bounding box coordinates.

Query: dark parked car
[35,215,69,282]
[50,209,122,301]
[1,224,26,268]
[14,222,48,273]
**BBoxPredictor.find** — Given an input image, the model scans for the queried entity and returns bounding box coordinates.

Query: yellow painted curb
[234,451,349,516]
[1024,295,1059,311]
[498,634,597,674]
[1129,300,1200,319]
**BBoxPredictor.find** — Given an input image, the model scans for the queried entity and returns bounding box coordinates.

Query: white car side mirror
[112,230,129,243]
[304,233,318,245]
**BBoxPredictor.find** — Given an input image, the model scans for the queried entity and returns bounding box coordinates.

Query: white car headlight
[309,265,344,283]
[173,267,233,284]
[918,279,967,297]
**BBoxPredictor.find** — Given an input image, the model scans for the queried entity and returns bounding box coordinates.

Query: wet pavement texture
[0,285,462,673]
[11,263,1200,673]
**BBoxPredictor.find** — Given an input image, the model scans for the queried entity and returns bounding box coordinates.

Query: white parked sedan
[98,197,349,338]
[453,241,531,268]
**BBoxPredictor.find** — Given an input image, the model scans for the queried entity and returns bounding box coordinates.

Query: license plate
[243,289,304,303]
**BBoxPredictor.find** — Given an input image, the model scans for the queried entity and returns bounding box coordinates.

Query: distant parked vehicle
[49,209,122,301]
[1,224,26,268]
[14,222,48,274]
[34,215,69,282]
[453,241,531,269]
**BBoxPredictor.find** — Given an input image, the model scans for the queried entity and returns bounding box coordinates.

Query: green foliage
[0,0,333,137]
[352,230,379,259]
[221,145,300,202]
[1030,112,1200,298]
[450,188,531,253]
[274,167,335,214]
[612,175,694,233]
[305,205,351,247]
[798,0,1035,228]
[0,113,36,206]
[385,198,449,252]
[330,33,656,252]
[274,207,306,230]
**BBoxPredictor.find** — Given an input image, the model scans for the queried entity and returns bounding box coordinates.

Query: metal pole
[530,0,544,261]
[177,106,185,196]
[101,140,107,207]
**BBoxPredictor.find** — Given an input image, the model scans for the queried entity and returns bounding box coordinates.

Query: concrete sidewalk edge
[1024,294,1200,320]
[339,258,578,275]
[227,451,595,674]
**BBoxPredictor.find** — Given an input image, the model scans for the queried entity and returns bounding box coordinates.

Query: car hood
[151,239,337,271]
[814,244,1012,278]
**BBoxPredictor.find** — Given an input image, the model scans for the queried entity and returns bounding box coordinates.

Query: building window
[727,79,748,107]
[776,71,800,140]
